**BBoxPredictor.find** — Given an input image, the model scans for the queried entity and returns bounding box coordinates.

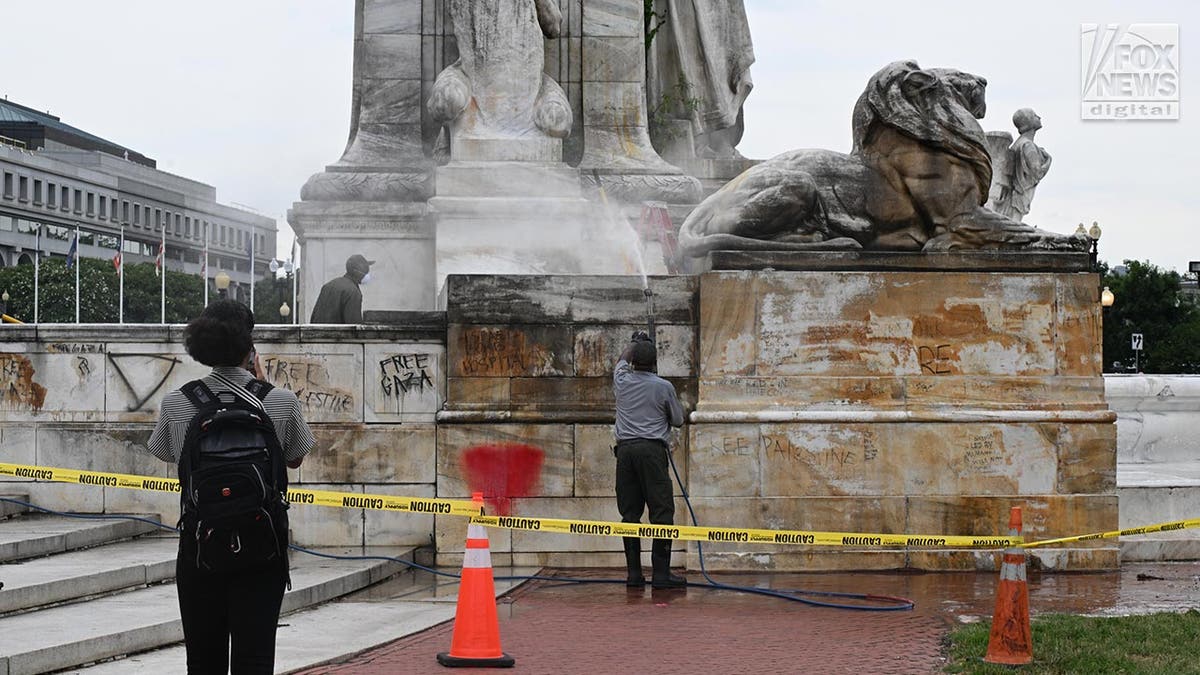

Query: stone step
[74,566,538,674]
[0,513,162,563]
[0,495,30,520]
[0,547,412,675]
[0,535,178,615]
[1119,481,1200,562]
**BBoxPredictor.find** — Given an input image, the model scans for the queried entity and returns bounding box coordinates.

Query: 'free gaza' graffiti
[379,353,434,399]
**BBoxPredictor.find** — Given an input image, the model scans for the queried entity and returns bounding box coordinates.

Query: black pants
[615,439,675,577]
[176,553,287,675]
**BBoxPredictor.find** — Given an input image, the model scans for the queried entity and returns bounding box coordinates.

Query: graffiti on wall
[0,354,47,412]
[261,356,355,414]
[107,354,183,412]
[379,353,434,400]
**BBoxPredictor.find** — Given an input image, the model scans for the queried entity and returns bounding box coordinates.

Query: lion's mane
[850,60,993,203]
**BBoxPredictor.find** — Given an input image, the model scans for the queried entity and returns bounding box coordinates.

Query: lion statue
[677,60,1088,256]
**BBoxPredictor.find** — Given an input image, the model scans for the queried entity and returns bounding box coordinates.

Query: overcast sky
[3,1,1196,274]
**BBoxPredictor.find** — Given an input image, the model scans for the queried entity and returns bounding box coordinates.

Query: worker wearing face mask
[309,253,374,324]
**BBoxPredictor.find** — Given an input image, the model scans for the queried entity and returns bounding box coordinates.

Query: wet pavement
[294,561,1200,674]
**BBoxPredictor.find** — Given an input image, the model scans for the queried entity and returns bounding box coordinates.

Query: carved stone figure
[428,0,572,157]
[678,61,1087,256]
[989,108,1052,222]
[647,0,755,159]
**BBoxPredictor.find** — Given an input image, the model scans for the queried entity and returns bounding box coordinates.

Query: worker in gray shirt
[613,331,686,589]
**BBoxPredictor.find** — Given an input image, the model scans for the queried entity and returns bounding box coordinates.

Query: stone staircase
[0,497,419,675]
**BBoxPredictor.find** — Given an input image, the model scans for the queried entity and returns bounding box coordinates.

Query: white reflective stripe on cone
[1000,554,1027,582]
[467,523,489,540]
[464,547,493,569]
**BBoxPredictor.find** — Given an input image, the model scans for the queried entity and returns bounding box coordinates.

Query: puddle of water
[513,562,1200,622]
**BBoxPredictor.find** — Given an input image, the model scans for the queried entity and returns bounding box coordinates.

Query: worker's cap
[346,254,376,272]
[629,341,657,370]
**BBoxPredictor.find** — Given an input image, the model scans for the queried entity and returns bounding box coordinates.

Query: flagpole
[291,236,298,325]
[249,228,255,314]
[119,226,124,324]
[203,222,209,306]
[33,224,40,324]
[160,226,166,323]
[74,224,80,323]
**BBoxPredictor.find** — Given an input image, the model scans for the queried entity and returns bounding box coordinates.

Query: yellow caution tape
[470,514,1022,548]
[1019,518,1200,548]
[0,463,483,517]
[11,462,1200,550]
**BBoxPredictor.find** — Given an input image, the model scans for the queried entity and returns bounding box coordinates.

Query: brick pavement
[296,572,952,675]
[292,562,1200,674]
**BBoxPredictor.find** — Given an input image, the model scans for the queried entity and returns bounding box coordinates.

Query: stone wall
[0,319,445,549]
[687,270,1117,571]
[0,272,1127,571]
[434,275,697,568]
[1107,375,1200,463]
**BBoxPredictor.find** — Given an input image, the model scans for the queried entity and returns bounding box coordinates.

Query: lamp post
[1078,221,1102,271]
[215,270,231,299]
[1101,286,1115,308]
[279,302,291,322]
[0,289,8,316]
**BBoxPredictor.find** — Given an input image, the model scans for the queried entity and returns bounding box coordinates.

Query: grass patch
[944,611,1200,674]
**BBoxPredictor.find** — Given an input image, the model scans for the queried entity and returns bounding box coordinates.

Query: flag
[112,250,122,275]
[154,240,164,277]
[65,232,79,270]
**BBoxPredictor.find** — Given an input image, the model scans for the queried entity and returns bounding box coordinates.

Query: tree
[1101,260,1200,373]
[252,270,295,325]
[0,258,204,323]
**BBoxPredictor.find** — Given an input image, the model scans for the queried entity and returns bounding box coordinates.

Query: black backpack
[177,376,289,575]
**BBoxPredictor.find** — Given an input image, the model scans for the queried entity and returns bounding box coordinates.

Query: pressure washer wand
[644,286,655,342]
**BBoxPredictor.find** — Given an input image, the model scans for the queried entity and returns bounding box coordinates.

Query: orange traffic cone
[437,493,514,668]
[984,506,1032,665]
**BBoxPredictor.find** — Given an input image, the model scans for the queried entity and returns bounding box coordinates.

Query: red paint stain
[460,443,545,516]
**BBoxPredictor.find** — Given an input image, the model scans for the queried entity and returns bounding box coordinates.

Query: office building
[0,98,274,300]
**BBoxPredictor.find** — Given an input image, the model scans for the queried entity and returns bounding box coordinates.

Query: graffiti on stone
[917,344,954,375]
[379,353,434,399]
[107,354,182,412]
[261,356,355,414]
[0,354,47,412]
[75,356,91,379]
[47,343,105,354]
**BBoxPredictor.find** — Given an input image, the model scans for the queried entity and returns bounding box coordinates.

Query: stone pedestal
[689,262,1117,571]
[288,202,436,313]
[431,161,592,285]
[434,274,698,568]
[288,0,437,313]
[431,131,653,290]
[576,0,701,206]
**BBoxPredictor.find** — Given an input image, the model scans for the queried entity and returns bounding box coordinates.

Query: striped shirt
[147,366,315,464]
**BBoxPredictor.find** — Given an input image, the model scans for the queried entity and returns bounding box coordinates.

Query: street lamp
[0,289,8,315]
[215,271,231,298]
[279,302,290,321]
[1084,221,1102,271]
[1101,286,1114,307]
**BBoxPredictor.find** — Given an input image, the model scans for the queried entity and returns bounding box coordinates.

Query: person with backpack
[148,300,315,674]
